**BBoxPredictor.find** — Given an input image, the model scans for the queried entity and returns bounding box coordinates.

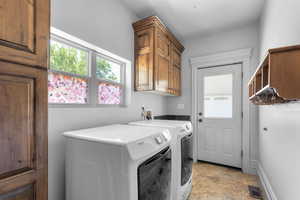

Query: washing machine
[63,124,172,200]
[128,120,193,200]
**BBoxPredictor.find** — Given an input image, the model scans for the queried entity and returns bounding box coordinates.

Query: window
[96,57,121,82]
[48,28,129,106]
[48,39,90,104]
[203,74,233,118]
[95,56,123,105]
[48,72,89,104]
[50,40,89,76]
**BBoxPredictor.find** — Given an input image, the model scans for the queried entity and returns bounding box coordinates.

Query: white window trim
[49,27,132,108]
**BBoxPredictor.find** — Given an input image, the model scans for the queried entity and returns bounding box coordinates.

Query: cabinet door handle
[198,119,202,122]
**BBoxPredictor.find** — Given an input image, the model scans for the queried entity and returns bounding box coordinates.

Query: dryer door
[138,147,171,200]
[181,133,193,186]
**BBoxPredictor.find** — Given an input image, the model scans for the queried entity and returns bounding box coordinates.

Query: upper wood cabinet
[133,16,184,96]
[0,0,50,68]
[248,45,300,105]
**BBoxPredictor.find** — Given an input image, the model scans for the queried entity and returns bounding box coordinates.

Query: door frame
[197,64,243,168]
[190,48,255,174]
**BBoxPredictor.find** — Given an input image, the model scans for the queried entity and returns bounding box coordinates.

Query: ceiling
[122,0,265,40]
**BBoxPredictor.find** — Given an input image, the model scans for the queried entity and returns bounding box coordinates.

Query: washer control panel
[185,124,190,131]
[155,136,163,144]
[161,132,171,141]
[127,130,171,160]
[155,132,172,144]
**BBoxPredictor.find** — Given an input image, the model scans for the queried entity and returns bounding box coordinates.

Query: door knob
[198,119,202,122]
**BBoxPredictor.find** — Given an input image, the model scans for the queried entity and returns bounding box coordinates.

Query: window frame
[48,28,129,108]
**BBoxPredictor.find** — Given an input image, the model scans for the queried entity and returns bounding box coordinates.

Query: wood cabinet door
[174,66,181,96]
[171,45,181,69]
[0,62,48,200]
[0,0,50,68]
[169,44,181,96]
[155,29,170,92]
[168,66,181,96]
[135,28,154,91]
[168,65,175,95]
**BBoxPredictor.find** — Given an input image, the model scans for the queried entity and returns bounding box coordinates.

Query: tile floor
[189,162,261,200]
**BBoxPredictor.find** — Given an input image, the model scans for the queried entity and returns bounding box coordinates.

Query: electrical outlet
[177,104,185,109]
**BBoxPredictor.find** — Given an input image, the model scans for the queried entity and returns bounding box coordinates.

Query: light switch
[177,104,185,109]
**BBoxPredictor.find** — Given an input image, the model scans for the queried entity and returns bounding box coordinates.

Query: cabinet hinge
[241,150,243,157]
[241,111,243,118]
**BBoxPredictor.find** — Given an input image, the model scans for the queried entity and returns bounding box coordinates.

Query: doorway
[196,63,242,168]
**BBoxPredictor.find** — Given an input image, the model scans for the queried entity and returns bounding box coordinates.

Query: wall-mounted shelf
[248,45,300,105]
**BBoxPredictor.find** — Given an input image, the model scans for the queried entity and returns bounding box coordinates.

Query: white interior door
[197,64,242,168]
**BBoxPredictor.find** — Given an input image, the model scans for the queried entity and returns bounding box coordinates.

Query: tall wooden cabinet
[0,0,49,199]
[133,16,184,96]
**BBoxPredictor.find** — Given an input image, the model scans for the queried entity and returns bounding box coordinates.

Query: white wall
[166,23,260,171]
[49,0,167,200]
[258,0,300,199]
[167,23,260,115]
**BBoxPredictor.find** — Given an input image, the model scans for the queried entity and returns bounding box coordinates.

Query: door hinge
[241,150,244,157]
[241,111,243,118]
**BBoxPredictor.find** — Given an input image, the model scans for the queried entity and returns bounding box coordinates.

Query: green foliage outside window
[96,57,119,82]
[50,41,88,76]
[50,40,120,82]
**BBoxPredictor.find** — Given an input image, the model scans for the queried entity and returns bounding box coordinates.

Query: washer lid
[63,124,170,146]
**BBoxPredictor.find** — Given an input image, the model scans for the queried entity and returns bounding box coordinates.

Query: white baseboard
[257,162,278,200]
[251,160,258,170]
[242,160,257,175]
[248,160,258,175]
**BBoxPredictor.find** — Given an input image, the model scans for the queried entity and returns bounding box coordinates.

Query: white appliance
[128,120,193,200]
[63,124,172,200]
